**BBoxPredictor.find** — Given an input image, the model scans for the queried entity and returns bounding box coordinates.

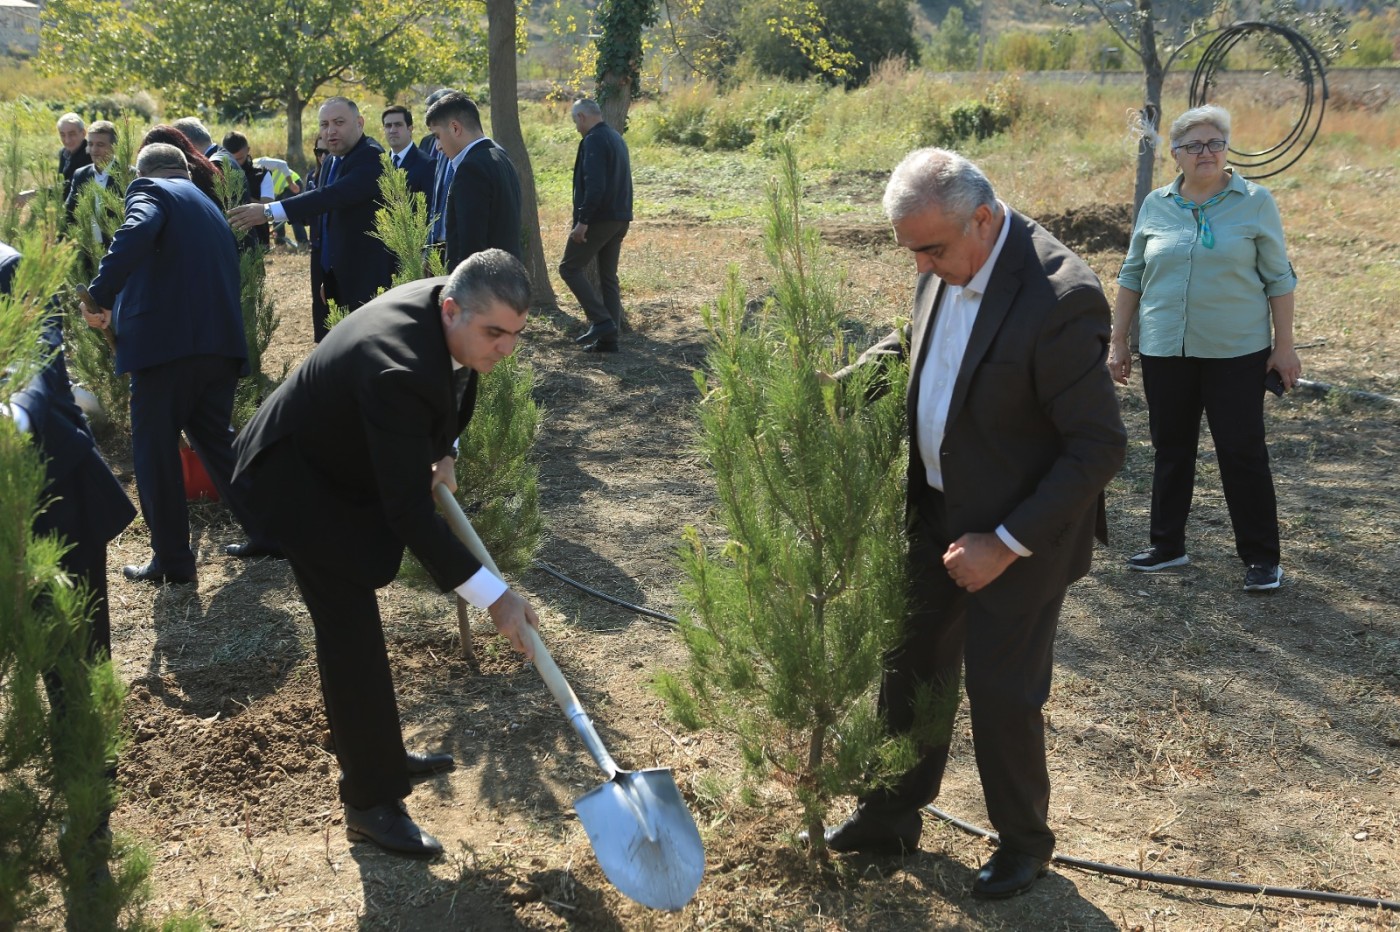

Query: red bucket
[180,446,221,502]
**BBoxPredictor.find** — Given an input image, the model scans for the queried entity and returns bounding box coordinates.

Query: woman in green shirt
[1107,104,1300,592]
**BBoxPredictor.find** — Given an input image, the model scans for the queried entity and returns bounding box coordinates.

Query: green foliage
[662,146,916,853]
[639,81,827,151]
[60,124,139,443]
[372,151,444,288]
[40,0,488,161]
[988,29,1079,71]
[455,355,543,578]
[231,248,282,430]
[73,91,160,123]
[1338,10,1398,66]
[923,6,979,71]
[594,0,661,100]
[738,0,918,87]
[0,238,186,931]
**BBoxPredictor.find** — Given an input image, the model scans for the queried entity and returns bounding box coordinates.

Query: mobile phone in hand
[1264,369,1286,397]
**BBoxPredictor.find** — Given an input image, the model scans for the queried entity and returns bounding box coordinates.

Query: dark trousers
[868,484,1063,860]
[249,439,410,810]
[129,355,261,576]
[558,220,629,329]
[1139,348,1280,566]
[311,257,330,343]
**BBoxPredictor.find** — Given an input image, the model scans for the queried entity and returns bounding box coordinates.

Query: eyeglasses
[1173,138,1228,155]
[313,148,328,156]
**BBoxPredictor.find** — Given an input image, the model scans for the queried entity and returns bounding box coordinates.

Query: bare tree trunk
[1133,0,1165,217]
[487,0,558,309]
[598,71,632,133]
[1131,0,1165,351]
[285,89,306,175]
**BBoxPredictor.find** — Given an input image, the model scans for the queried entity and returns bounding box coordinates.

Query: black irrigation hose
[535,560,1399,914]
[1178,21,1329,180]
[924,805,1400,913]
[532,559,680,625]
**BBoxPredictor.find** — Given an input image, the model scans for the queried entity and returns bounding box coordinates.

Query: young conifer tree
[369,153,542,578]
[660,147,939,857]
[62,124,137,441]
[0,234,133,928]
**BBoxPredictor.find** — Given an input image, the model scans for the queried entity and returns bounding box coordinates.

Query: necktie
[319,157,339,271]
[432,160,455,243]
[1171,187,1230,249]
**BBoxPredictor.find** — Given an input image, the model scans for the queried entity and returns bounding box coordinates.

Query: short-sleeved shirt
[1117,169,1296,359]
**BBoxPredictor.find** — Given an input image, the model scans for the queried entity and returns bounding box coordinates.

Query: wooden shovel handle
[431,484,617,772]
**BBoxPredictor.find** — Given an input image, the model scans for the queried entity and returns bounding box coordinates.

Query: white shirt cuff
[2,403,31,435]
[996,524,1032,558]
[268,201,289,223]
[454,566,507,609]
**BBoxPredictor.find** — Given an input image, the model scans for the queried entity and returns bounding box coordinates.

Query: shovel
[433,484,705,912]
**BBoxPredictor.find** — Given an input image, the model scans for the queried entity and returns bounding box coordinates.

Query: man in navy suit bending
[81,143,268,586]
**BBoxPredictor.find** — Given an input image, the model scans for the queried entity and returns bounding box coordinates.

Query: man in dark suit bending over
[232,250,542,859]
[815,149,1126,898]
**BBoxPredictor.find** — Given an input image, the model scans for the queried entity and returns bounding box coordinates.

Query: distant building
[0,0,40,57]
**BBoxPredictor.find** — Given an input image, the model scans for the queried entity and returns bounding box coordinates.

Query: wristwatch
[263,203,274,221]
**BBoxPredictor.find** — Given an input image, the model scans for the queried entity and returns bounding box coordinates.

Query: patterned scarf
[1170,187,1230,249]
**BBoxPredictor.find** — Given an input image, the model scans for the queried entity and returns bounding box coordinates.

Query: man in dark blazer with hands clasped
[814,149,1126,899]
[232,250,542,859]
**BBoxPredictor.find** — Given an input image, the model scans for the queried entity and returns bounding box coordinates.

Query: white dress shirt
[913,201,1031,557]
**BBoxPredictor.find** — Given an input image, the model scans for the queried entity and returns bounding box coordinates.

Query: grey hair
[443,248,531,316]
[57,112,85,131]
[883,147,997,225]
[137,143,189,176]
[1169,105,1231,147]
[572,98,602,118]
[172,117,212,149]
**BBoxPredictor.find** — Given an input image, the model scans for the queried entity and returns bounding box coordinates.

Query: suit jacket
[445,138,522,268]
[850,209,1125,617]
[88,176,248,376]
[393,144,435,200]
[59,141,92,201]
[233,277,482,591]
[279,134,394,310]
[571,122,632,224]
[64,163,123,235]
[11,317,136,551]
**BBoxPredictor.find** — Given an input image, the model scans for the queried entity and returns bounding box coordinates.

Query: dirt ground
[53,199,1399,931]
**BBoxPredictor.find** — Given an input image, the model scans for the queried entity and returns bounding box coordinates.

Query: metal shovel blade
[431,485,705,910]
[573,767,705,912]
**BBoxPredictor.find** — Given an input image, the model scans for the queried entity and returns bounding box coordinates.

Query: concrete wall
[0,5,41,57]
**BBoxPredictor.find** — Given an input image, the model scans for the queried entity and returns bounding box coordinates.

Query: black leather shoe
[406,750,455,778]
[799,807,921,856]
[122,562,196,586]
[575,321,618,344]
[345,800,442,858]
[581,339,619,353]
[971,847,1049,899]
[225,540,284,559]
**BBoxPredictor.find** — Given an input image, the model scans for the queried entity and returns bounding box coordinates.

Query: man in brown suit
[816,148,1126,899]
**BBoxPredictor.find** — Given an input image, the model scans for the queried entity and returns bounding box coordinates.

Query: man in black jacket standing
[559,98,633,353]
[424,92,521,269]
